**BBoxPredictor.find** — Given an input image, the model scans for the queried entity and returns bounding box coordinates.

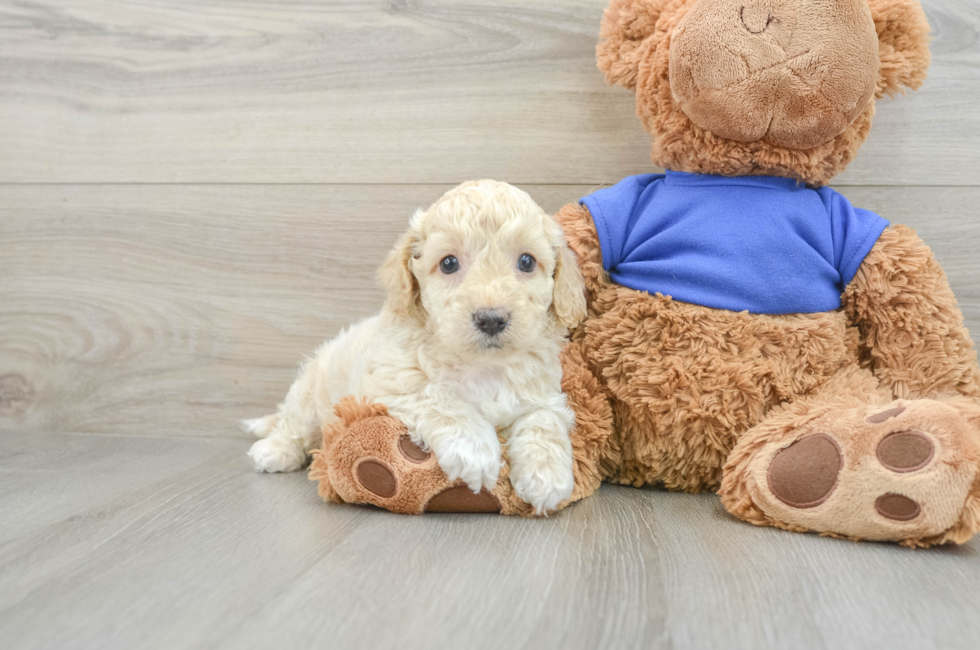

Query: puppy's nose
[473,308,509,336]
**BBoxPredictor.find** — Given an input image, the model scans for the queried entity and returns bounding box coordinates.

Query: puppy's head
[380,180,586,356]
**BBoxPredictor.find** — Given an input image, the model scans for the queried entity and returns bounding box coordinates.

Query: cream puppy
[244,180,587,513]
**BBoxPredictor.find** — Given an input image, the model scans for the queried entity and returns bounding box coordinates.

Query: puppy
[244,180,587,513]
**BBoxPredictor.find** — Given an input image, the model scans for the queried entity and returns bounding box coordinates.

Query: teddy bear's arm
[843,224,980,401]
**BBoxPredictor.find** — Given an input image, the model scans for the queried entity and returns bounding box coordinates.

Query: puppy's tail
[240,414,279,438]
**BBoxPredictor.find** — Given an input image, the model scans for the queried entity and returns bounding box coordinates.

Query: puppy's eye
[517,253,536,273]
[440,255,460,274]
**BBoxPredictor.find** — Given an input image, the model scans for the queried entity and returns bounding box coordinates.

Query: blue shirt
[579,171,888,314]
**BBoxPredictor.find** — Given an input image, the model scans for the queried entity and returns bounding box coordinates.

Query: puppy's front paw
[432,432,501,493]
[510,439,575,515]
[248,437,307,473]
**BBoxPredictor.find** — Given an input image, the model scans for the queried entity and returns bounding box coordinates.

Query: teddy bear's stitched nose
[740,5,776,34]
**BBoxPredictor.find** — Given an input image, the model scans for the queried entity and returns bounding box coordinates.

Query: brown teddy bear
[309,0,980,547]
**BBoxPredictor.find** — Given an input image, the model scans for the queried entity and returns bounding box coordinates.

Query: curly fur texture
[843,225,980,401]
[247,180,587,514]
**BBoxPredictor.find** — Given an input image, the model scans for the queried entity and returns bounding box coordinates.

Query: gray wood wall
[2,0,979,438]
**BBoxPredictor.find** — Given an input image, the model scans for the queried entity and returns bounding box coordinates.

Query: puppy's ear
[552,239,588,331]
[867,0,931,98]
[379,224,425,323]
[597,0,669,89]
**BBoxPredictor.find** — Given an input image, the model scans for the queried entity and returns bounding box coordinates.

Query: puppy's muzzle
[473,308,510,337]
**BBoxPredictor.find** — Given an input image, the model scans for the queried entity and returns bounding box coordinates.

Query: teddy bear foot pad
[750,400,979,541]
[310,399,508,514]
[354,451,502,513]
[351,438,501,513]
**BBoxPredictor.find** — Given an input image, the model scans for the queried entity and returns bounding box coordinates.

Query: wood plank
[0,0,977,185]
[1,431,978,650]
[2,184,978,438]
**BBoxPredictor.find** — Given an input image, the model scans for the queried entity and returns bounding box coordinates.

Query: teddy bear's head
[598,0,931,185]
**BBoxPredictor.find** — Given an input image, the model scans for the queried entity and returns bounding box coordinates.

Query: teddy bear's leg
[720,365,980,546]
[308,340,614,516]
[557,339,616,504]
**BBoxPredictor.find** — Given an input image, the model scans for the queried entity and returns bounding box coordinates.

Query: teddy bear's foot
[725,398,980,546]
[308,397,532,515]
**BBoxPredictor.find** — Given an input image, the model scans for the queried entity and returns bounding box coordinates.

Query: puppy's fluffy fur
[244,180,587,513]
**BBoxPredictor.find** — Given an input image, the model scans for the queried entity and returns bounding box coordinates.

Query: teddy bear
[308,0,980,547]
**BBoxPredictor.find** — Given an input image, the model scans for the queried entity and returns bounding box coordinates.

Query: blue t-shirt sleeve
[822,188,889,287]
[580,175,653,271]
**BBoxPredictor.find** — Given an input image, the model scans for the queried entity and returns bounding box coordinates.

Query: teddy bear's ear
[596,0,670,89]
[867,0,932,98]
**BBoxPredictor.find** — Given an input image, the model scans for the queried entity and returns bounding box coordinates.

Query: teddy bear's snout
[668,0,880,150]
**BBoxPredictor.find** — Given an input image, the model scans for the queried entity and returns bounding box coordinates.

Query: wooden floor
[2,1,980,648]
[3,432,980,650]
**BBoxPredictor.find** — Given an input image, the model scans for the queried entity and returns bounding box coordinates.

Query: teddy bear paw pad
[354,459,398,498]
[424,486,501,513]
[752,400,979,541]
[876,430,934,473]
[767,433,841,508]
[875,493,922,521]
[398,435,430,463]
[312,403,464,514]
